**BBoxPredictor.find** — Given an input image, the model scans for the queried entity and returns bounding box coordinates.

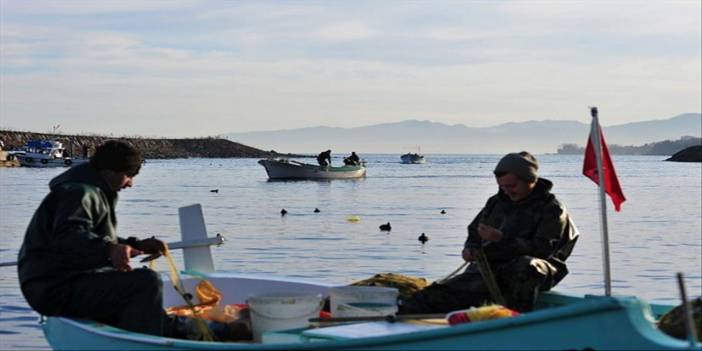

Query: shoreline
[0,130,309,163]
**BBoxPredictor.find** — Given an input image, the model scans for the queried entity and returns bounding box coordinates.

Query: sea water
[0,154,700,349]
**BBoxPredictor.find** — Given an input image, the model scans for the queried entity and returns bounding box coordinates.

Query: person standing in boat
[344,151,360,166]
[317,149,332,167]
[17,140,171,337]
[399,151,579,313]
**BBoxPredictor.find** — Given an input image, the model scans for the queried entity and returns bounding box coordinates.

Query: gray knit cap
[493,151,539,182]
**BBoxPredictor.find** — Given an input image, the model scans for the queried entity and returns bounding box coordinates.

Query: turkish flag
[583,124,626,211]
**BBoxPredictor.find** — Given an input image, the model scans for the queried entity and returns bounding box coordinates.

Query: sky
[0,0,700,137]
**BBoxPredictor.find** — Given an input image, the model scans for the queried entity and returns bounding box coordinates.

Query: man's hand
[478,223,503,242]
[462,248,474,262]
[134,237,167,255]
[107,243,142,272]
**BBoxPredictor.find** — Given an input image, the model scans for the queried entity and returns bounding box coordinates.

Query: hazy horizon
[3,112,700,139]
[1,1,700,137]
[223,113,701,155]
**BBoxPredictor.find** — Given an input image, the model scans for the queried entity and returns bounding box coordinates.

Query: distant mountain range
[224,113,701,154]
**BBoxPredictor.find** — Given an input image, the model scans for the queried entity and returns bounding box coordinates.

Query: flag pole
[590,107,612,296]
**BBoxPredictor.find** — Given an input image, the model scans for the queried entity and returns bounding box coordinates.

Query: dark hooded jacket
[18,163,129,288]
[465,178,579,284]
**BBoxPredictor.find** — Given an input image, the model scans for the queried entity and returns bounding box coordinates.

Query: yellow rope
[436,261,468,284]
[153,246,214,341]
[474,248,506,306]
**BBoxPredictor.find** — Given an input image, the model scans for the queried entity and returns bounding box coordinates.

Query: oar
[676,272,699,346]
[310,313,446,324]
[0,234,224,268]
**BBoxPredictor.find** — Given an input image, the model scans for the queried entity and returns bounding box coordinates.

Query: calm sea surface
[0,154,700,349]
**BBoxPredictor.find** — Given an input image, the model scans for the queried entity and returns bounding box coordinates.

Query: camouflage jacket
[465,178,579,282]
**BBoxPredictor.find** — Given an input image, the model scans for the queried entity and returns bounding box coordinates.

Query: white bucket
[336,302,398,317]
[330,286,398,317]
[247,293,323,342]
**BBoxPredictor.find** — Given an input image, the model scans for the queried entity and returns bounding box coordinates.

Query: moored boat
[400,153,425,164]
[258,159,366,180]
[39,204,700,351]
[16,140,88,168]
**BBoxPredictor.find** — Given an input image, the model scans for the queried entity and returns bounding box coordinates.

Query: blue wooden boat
[39,204,700,350]
[42,276,700,350]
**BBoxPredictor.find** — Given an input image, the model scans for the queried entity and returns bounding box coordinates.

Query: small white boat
[17,140,88,168]
[400,153,425,164]
[39,204,699,350]
[258,159,366,180]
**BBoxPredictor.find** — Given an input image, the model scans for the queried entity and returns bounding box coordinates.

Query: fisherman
[17,140,172,336]
[317,149,332,167]
[399,151,579,313]
[344,151,360,166]
[18,140,251,341]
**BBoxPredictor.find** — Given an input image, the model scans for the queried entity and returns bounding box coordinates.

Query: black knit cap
[90,140,143,176]
[493,151,539,182]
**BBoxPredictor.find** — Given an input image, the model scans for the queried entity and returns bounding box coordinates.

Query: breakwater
[0,130,304,159]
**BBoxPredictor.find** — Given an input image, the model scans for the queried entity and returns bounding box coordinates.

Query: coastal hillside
[0,130,293,159]
[224,113,701,154]
[557,136,702,155]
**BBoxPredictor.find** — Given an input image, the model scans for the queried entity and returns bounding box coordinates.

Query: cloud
[499,1,701,37]
[312,22,375,41]
[2,54,699,134]
[0,0,199,15]
[0,1,699,136]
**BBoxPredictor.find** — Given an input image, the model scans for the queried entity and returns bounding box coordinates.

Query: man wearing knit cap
[18,140,172,336]
[400,151,579,314]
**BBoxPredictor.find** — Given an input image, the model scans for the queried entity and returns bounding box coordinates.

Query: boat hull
[400,154,425,164]
[41,273,698,350]
[258,159,366,180]
[19,156,87,168]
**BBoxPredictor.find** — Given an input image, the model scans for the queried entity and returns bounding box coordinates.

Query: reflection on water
[0,154,700,349]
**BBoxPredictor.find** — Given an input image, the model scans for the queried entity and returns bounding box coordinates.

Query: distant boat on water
[258,158,366,180]
[400,153,425,164]
[16,140,88,168]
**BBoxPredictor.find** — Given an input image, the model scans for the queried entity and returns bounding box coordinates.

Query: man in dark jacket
[317,149,332,167]
[399,151,579,313]
[344,152,360,166]
[18,140,169,336]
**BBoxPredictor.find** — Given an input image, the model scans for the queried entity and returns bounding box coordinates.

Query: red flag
[583,124,626,211]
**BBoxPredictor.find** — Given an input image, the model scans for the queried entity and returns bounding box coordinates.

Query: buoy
[418,233,429,244]
[314,208,320,213]
[281,209,288,216]
[379,222,391,231]
[346,215,361,222]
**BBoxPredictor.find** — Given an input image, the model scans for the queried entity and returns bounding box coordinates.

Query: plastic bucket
[336,302,398,317]
[330,286,398,317]
[247,293,323,342]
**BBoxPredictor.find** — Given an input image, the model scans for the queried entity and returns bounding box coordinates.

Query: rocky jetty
[0,130,304,159]
[666,145,702,162]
